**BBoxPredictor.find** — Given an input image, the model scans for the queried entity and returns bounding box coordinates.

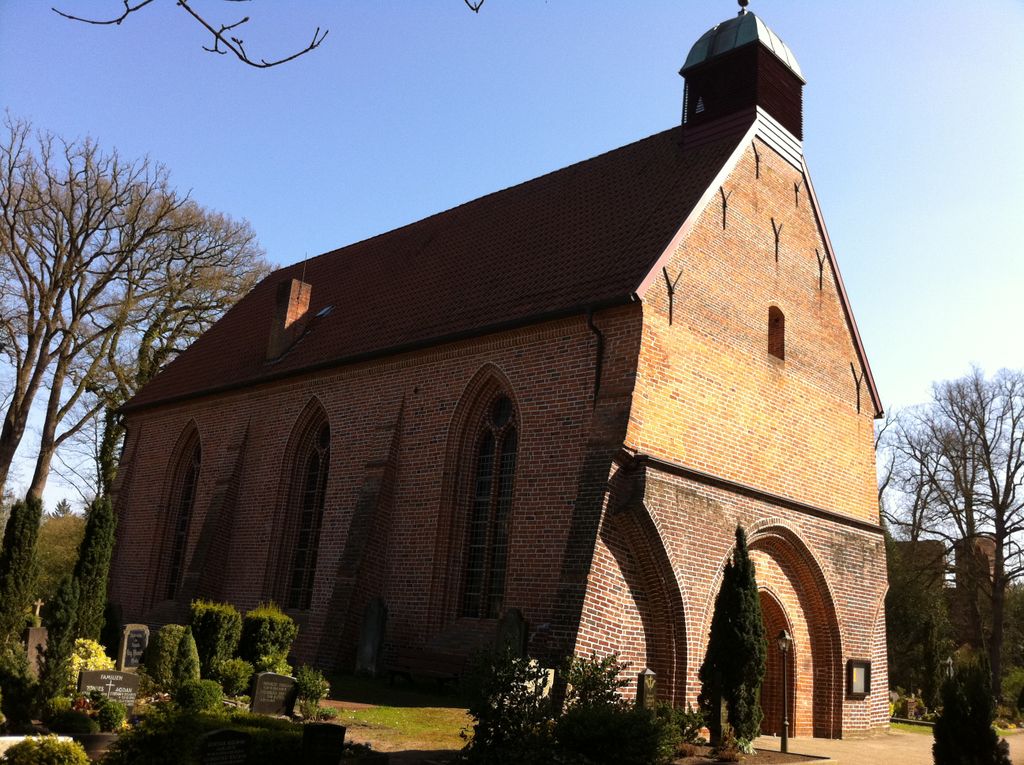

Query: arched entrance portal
[759,589,795,737]
[748,525,843,739]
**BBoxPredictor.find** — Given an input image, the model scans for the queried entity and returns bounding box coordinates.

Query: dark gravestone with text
[117,623,150,670]
[78,670,141,711]
[198,728,250,765]
[250,672,298,716]
[301,722,347,765]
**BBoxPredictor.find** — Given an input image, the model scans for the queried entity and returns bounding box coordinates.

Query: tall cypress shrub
[172,627,201,690]
[933,657,1011,765]
[697,525,766,743]
[38,576,81,702]
[72,496,117,641]
[0,497,43,645]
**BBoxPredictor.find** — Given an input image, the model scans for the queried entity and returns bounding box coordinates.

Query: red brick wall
[571,136,888,736]
[628,137,879,525]
[110,306,643,666]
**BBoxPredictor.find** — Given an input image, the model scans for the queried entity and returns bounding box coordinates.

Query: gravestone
[301,722,347,765]
[117,623,150,671]
[355,598,388,677]
[24,626,47,678]
[77,670,141,711]
[198,728,250,765]
[250,672,298,716]
[494,607,527,657]
[636,668,656,710]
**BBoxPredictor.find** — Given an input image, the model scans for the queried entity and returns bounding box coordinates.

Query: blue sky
[1,0,1023,506]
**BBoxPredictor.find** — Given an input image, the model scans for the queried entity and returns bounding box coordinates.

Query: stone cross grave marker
[301,722,348,765]
[355,597,388,677]
[250,672,298,716]
[78,670,141,711]
[198,728,250,765]
[117,623,150,671]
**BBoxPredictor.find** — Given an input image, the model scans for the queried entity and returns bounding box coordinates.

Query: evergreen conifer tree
[698,525,766,743]
[933,656,1010,765]
[38,576,81,701]
[71,496,117,640]
[0,496,43,644]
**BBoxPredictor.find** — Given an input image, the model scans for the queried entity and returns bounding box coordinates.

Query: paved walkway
[754,730,1024,765]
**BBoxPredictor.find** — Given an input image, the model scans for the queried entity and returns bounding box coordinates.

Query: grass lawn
[891,720,1020,738]
[325,674,470,753]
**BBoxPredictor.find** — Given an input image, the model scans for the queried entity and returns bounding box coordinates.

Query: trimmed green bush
[216,657,254,697]
[1,735,90,765]
[176,678,224,714]
[0,642,35,728]
[562,652,629,708]
[41,695,73,722]
[171,627,201,689]
[461,648,555,764]
[48,709,100,735]
[238,603,297,670]
[555,703,680,765]
[143,624,186,690]
[96,697,127,732]
[103,707,302,765]
[66,638,115,694]
[697,525,765,743]
[295,665,330,702]
[190,600,242,678]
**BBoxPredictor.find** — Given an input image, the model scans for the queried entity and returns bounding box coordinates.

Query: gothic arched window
[461,395,518,619]
[286,418,330,611]
[166,429,201,600]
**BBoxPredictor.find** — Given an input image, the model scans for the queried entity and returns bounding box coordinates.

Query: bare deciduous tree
[883,368,1024,697]
[0,115,268,501]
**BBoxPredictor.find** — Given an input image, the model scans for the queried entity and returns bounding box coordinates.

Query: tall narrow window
[166,432,201,600]
[287,419,330,610]
[461,395,518,618]
[768,306,785,360]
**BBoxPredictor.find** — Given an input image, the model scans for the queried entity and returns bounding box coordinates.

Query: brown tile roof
[125,125,744,411]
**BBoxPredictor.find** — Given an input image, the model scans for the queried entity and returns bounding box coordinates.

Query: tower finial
[738,0,749,16]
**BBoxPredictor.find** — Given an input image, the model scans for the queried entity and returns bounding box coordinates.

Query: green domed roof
[681,12,803,82]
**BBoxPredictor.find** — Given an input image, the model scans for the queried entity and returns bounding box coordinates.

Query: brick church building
[110,6,889,737]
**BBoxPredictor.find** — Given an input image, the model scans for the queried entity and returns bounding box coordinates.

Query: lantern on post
[776,629,792,753]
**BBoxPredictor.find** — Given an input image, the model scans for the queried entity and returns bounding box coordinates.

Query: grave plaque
[77,670,141,711]
[117,623,150,671]
[250,672,298,716]
[494,607,527,658]
[198,728,250,765]
[355,598,388,677]
[24,626,47,678]
[301,722,347,765]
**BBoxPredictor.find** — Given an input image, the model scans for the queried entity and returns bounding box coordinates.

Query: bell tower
[680,0,805,140]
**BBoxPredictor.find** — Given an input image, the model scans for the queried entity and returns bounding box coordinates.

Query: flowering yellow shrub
[66,638,115,694]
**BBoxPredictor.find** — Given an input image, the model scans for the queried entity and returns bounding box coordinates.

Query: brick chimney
[267,278,312,360]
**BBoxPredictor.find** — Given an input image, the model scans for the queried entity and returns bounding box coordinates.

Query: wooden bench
[385,649,466,687]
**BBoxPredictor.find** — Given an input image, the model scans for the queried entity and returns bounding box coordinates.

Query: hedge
[190,600,242,678]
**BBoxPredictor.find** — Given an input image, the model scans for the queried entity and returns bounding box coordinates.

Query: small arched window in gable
[768,306,785,360]
[286,418,331,611]
[461,394,519,619]
[166,430,201,600]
